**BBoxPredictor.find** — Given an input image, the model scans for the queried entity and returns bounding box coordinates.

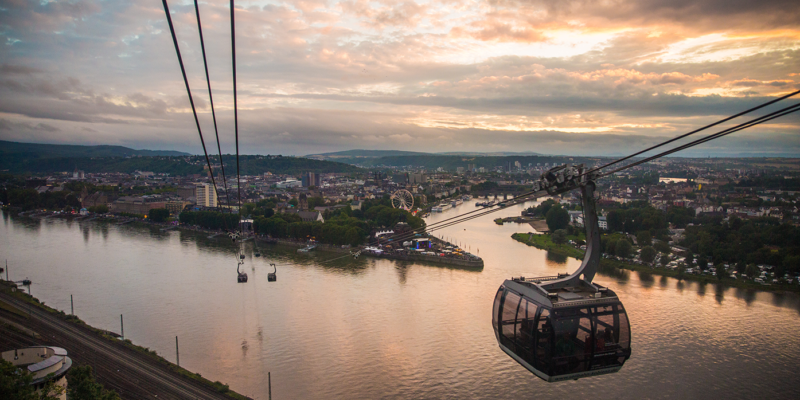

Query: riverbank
[269,238,484,269]
[511,233,800,293]
[0,281,249,399]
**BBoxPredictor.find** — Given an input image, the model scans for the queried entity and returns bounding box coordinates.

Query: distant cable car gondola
[268,263,277,282]
[493,166,631,382]
[237,251,247,283]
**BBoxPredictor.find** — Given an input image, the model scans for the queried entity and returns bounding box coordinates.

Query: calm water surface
[2,203,800,399]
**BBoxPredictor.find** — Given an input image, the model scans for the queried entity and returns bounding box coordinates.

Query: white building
[598,216,608,230]
[195,183,217,207]
[2,346,73,399]
[276,179,302,189]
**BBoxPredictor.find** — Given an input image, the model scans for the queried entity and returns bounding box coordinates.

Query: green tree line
[179,211,240,230]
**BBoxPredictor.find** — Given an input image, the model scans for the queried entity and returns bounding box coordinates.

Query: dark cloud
[0,64,43,74]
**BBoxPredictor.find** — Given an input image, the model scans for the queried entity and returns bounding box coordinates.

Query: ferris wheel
[391,189,414,210]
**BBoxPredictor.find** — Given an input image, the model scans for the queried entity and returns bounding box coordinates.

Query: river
[2,203,800,399]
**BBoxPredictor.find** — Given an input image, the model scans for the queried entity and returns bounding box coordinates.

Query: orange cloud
[450,21,549,43]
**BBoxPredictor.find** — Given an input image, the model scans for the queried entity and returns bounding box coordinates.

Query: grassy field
[511,233,800,293]
[513,232,585,259]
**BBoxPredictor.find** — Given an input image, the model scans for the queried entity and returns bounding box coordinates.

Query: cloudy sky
[1,0,798,157]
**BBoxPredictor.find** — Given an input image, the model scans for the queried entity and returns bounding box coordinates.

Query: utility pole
[120,314,124,340]
[70,295,74,315]
[268,372,272,400]
[175,336,180,367]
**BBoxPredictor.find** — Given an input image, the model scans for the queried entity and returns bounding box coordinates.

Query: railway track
[0,293,238,400]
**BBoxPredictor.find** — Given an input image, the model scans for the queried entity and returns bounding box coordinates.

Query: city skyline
[0,0,799,157]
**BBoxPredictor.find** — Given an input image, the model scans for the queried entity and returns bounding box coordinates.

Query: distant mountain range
[306,149,542,159]
[0,140,363,175]
[0,140,191,159]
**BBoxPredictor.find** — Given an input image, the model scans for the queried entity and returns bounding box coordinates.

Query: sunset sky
[1,0,798,156]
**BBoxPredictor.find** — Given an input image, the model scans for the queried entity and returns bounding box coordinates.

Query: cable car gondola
[237,261,248,283]
[237,250,247,283]
[268,263,277,282]
[492,166,631,382]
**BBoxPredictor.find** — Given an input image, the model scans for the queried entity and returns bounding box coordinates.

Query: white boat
[298,244,317,253]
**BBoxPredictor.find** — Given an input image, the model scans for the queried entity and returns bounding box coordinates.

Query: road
[0,291,244,400]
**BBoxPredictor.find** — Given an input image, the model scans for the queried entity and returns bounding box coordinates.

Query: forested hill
[0,140,190,159]
[2,154,362,176]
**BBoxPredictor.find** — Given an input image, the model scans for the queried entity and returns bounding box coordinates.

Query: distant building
[391,173,409,185]
[276,179,302,189]
[302,172,322,188]
[195,183,217,207]
[176,186,195,200]
[1,346,73,400]
[166,201,192,215]
[111,196,167,215]
[598,216,608,230]
[410,173,427,185]
[298,193,308,211]
[284,209,324,223]
[81,192,108,208]
[72,167,85,180]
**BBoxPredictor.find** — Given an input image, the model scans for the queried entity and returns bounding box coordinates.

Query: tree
[676,263,686,280]
[716,264,726,281]
[640,246,657,264]
[685,251,695,266]
[0,359,63,400]
[148,208,170,223]
[308,196,325,209]
[67,365,120,400]
[602,236,616,255]
[660,254,671,267]
[654,240,671,254]
[546,205,570,232]
[636,231,652,246]
[666,206,695,228]
[88,204,109,214]
[745,264,759,279]
[783,255,800,276]
[615,239,632,259]
[552,229,568,244]
[697,257,709,271]
[606,210,624,232]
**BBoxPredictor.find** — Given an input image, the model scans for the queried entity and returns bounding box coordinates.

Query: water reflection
[5,207,800,399]
[714,284,726,304]
[697,281,708,297]
[544,251,567,265]
[394,264,409,285]
[637,271,655,288]
[734,287,757,305]
[772,292,787,308]
[11,214,42,232]
[598,263,630,281]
